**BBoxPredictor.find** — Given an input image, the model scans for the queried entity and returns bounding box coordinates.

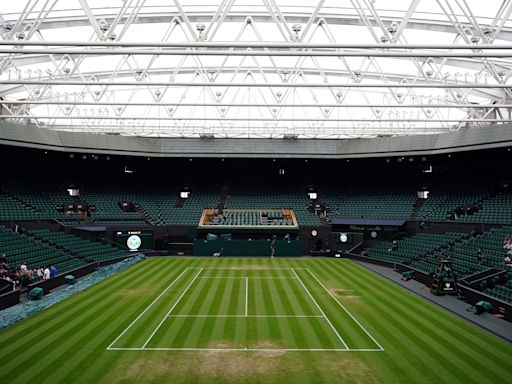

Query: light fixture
[100,22,110,32]
[196,23,207,40]
[387,22,398,35]
[291,24,301,41]
[482,26,493,36]
[2,23,14,32]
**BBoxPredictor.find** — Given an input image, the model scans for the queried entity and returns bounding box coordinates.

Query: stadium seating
[1,180,509,228]
[368,227,512,277]
[80,188,148,224]
[207,210,294,226]
[29,229,126,263]
[0,193,42,220]
[0,226,87,274]
[322,187,416,221]
[457,193,512,224]
[417,185,488,222]
[432,227,512,275]
[367,232,467,265]
[225,188,320,226]
[482,270,512,304]
[1,184,79,221]
[417,185,512,225]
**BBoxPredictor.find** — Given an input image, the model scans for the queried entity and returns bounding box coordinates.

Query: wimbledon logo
[127,235,142,251]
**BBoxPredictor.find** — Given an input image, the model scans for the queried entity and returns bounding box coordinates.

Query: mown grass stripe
[325,260,509,382]
[1,257,511,384]
[334,260,511,365]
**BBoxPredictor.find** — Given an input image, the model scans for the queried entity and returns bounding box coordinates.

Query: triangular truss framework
[0,0,511,138]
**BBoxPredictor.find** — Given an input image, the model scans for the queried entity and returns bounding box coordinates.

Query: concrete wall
[1,121,511,159]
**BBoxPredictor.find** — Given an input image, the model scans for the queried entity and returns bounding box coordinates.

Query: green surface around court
[0,257,511,384]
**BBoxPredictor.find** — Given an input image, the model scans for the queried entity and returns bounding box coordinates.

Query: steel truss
[0,0,511,139]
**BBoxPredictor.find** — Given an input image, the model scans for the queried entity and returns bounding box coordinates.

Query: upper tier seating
[225,189,320,227]
[457,193,512,224]
[0,193,41,220]
[417,184,511,225]
[417,184,488,222]
[322,188,416,221]
[80,188,147,224]
[138,189,220,226]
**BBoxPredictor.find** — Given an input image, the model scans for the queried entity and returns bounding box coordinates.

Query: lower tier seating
[0,226,87,275]
[29,229,126,263]
[367,227,512,277]
[367,232,467,265]
[480,270,512,304]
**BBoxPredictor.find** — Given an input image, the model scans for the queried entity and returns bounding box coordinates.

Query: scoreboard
[114,230,153,251]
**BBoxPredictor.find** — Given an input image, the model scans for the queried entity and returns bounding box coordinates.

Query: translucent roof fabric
[0,0,510,138]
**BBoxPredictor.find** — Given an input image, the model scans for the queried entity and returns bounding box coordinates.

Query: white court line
[108,347,383,352]
[106,267,190,350]
[197,277,242,279]
[196,277,297,279]
[107,266,383,353]
[167,314,324,318]
[141,268,204,349]
[189,268,306,270]
[305,268,385,351]
[291,268,349,350]
[245,277,249,317]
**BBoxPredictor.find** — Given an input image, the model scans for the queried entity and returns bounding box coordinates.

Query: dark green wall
[193,239,301,257]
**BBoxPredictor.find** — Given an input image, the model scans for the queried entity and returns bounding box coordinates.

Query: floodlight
[291,24,302,33]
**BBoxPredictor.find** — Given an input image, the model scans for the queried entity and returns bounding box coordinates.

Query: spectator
[50,265,57,279]
[388,240,399,252]
[36,267,44,279]
[504,235,512,255]
[43,266,50,280]
[0,253,7,264]
[504,254,512,266]
[20,262,28,274]
[476,248,484,264]
[1,274,12,283]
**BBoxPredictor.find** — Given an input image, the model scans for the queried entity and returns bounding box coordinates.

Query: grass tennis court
[108,267,381,351]
[0,257,511,383]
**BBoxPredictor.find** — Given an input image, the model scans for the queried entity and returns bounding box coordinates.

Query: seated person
[476,248,484,264]
[388,240,399,252]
